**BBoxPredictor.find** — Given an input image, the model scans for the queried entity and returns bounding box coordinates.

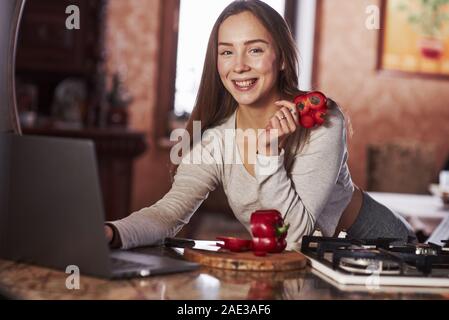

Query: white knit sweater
[111,101,354,249]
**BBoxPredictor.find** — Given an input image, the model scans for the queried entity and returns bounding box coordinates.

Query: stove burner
[442,240,449,248]
[414,245,438,256]
[300,235,449,288]
[339,257,401,275]
[301,235,449,276]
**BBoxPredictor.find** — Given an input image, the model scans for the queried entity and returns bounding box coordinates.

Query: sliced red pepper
[216,236,252,252]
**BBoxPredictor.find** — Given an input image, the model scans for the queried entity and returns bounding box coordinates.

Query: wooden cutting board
[184,248,307,271]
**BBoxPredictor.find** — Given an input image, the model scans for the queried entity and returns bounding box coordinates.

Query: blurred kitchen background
[15,0,449,242]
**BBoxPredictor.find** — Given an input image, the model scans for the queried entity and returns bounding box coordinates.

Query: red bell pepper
[299,114,316,129]
[294,91,328,129]
[250,210,289,255]
[313,110,326,125]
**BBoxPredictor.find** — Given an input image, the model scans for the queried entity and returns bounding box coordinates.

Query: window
[174,0,286,116]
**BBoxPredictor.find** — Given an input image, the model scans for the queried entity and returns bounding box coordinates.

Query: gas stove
[300,236,449,288]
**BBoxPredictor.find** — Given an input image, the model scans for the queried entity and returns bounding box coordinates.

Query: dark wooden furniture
[22,127,147,221]
[16,0,144,221]
[16,0,107,124]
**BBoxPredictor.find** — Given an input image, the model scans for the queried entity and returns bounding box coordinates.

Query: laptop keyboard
[110,257,154,270]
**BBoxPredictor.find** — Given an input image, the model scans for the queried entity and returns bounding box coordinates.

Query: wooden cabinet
[16,0,107,120]
[17,0,93,73]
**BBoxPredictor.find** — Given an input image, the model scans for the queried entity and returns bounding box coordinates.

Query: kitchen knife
[164,237,223,252]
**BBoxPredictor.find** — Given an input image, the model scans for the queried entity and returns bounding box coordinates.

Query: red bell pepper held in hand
[296,100,311,116]
[293,91,328,129]
[250,210,289,255]
[308,91,327,110]
[299,114,316,129]
[313,110,326,125]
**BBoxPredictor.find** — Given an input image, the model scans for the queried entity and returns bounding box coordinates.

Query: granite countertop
[1,247,449,300]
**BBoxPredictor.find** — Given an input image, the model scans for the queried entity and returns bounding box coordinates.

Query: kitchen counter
[1,246,449,300]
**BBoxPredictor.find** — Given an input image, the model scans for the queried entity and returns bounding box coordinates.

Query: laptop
[0,133,199,279]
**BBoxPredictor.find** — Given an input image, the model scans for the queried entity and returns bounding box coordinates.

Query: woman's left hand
[257,100,299,156]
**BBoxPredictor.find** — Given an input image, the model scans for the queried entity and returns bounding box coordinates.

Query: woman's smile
[232,78,259,91]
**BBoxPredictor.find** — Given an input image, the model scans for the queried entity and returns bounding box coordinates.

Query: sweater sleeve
[254,103,347,245]
[109,138,221,249]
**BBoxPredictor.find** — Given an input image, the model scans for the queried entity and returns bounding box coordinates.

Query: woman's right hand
[257,101,299,156]
[104,225,114,244]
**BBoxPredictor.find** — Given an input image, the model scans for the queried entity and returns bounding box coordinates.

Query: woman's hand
[257,100,299,156]
[104,225,114,244]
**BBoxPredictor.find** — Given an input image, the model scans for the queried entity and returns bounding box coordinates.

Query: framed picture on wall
[377,0,449,79]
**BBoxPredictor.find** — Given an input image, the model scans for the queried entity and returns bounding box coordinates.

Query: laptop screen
[0,134,111,277]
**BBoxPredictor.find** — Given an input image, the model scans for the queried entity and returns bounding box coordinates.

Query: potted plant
[398,0,449,60]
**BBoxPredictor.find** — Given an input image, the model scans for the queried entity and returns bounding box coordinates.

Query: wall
[315,0,449,189]
[105,0,174,211]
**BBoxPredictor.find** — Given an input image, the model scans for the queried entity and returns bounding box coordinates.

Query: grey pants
[346,191,417,244]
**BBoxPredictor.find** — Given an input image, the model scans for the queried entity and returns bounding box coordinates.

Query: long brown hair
[171,0,310,178]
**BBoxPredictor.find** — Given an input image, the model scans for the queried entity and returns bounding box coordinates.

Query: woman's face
[217,11,281,107]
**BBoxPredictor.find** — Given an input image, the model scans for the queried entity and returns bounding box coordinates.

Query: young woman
[105,0,416,249]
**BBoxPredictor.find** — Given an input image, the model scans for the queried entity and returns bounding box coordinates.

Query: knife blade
[164,237,223,252]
